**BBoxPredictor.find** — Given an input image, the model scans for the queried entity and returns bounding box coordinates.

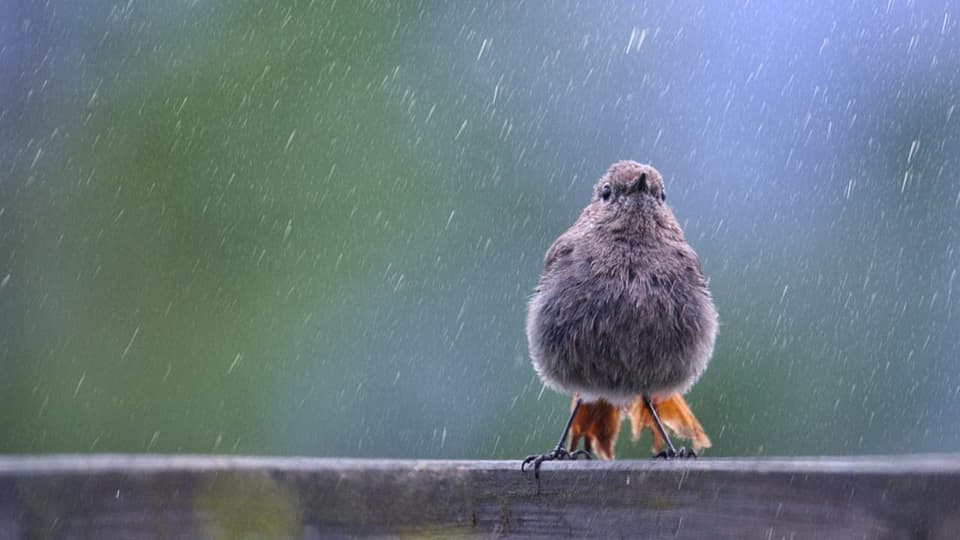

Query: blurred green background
[1,1,958,459]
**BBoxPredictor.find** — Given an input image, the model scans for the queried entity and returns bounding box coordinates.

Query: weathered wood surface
[1,455,959,538]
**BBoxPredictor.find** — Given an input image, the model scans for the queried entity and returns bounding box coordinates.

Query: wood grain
[1,455,958,538]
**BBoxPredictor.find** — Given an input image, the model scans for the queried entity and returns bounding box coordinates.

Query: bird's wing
[543,213,590,273]
[683,246,709,286]
[543,233,575,273]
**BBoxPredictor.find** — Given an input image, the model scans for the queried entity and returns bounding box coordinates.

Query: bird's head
[591,161,667,223]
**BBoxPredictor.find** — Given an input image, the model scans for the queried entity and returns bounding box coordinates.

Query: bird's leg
[644,395,697,459]
[521,397,593,479]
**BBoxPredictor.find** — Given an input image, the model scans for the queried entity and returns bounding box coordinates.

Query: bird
[522,160,717,477]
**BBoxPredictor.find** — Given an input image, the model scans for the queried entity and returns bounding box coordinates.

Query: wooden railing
[1,455,958,538]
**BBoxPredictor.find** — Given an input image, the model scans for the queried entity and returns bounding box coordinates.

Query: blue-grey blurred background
[1,1,958,459]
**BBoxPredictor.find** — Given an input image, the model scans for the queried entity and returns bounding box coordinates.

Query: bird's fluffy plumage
[526,161,718,406]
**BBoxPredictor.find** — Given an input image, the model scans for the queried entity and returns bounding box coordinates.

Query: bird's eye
[600,184,612,201]
[661,190,666,202]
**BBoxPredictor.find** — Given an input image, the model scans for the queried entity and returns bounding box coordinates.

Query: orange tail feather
[628,394,712,453]
[568,398,621,460]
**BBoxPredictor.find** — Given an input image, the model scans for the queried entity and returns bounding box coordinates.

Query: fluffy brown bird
[522,161,717,476]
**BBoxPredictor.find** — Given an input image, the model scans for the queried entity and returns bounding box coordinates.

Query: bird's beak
[628,174,647,195]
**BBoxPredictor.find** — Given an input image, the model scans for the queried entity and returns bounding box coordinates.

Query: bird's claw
[569,449,594,460]
[652,446,697,459]
[521,446,594,479]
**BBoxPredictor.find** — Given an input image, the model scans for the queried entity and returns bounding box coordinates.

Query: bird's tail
[628,394,712,453]
[567,398,621,460]
[567,394,711,459]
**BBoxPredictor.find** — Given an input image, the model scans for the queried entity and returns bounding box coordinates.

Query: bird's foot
[521,446,594,479]
[652,447,697,459]
[569,449,594,460]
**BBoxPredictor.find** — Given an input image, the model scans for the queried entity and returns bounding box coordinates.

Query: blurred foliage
[1,1,958,459]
